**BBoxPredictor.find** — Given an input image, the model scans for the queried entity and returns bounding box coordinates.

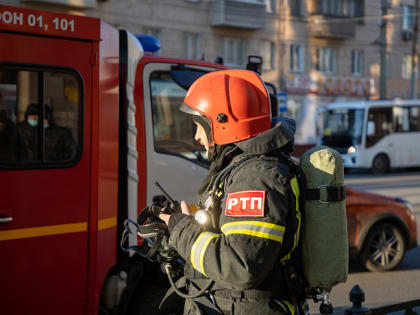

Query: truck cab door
[0,32,92,315]
[140,62,212,205]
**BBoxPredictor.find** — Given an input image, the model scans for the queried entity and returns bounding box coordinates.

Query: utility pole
[410,0,419,99]
[278,0,287,92]
[379,0,388,99]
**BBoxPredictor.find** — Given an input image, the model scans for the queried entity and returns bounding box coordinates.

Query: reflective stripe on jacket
[169,153,300,292]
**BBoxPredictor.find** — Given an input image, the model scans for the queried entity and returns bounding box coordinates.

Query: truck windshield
[321,108,364,152]
[150,72,209,167]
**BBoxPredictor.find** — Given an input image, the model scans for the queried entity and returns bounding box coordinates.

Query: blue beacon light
[135,35,161,53]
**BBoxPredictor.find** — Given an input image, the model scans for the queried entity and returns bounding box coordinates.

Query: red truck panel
[0,4,100,40]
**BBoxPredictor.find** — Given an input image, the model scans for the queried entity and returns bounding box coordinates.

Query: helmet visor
[179,103,203,116]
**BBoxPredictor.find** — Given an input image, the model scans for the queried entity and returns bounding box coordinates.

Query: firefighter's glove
[158,236,184,278]
[159,201,190,232]
[148,203,170,219]
[162,199,182,213]
[136,204,169,239]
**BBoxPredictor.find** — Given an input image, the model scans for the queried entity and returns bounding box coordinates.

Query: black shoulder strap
[211,154,259,195]
[285,157,307,209]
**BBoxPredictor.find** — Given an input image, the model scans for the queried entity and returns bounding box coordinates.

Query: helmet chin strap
[207,145,217,162]
[193,115,215,160]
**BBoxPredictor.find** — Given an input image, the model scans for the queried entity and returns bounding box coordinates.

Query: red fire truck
[0,4,286,314]
[0,4,232,315]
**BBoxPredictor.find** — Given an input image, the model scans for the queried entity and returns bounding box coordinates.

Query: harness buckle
[318,185,330,204]
[231,290,244,300]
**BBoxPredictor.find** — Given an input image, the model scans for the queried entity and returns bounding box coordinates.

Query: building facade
[2,0,419,143]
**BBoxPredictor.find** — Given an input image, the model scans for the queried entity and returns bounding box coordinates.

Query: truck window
[150,71,209,167]
[0,67,81,167]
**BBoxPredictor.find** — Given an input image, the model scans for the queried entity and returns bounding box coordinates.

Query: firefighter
[14,103,76,162]
[159,69,301,315]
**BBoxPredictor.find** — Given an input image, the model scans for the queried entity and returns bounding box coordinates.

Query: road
[309,169,420,315]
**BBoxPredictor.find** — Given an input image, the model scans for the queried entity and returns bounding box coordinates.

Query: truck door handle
[0,217,13,225]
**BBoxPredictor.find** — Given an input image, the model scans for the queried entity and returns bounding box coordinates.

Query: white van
[320,99,420,173]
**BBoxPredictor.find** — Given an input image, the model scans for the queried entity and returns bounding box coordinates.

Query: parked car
[346,187,418,272]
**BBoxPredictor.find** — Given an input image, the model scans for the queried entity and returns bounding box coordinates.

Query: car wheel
[371,154,389,174]
[360,223,406,272]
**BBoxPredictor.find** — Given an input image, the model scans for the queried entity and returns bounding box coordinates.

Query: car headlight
[395,197,414,214]
[347,146,356,154]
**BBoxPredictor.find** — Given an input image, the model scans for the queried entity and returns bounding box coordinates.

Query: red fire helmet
[180,69,271,145]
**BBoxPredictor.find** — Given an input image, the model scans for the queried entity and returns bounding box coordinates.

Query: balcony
[309,15,356,39]
[211,0,266,30]
[21,0,97,8]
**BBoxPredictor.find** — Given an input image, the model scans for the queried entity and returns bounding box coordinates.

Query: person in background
[14,103,76,162]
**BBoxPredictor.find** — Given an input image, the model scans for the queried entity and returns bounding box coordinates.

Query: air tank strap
[306,185,346,203]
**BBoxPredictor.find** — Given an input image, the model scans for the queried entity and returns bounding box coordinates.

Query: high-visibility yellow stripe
[199,234,218,277]
[221,221,285,243]
[0,216,117,242]
[190,231,218,276]
[282,177,302,262]
[190,232,209,272]
[223,229,283,243]
[98,216,117,230]
[283,300,295,315]
[290,177,300,211]
[222,220,285,232]
[0,222,88,242]
[290,177,302,251]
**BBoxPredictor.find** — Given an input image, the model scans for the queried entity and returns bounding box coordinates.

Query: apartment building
[1,0,418,143]
[280,0,420,143]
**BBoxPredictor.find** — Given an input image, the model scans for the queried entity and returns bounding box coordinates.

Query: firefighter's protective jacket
[168,117,301,314]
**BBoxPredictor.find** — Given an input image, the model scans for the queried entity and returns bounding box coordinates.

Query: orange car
[346,187,418,272]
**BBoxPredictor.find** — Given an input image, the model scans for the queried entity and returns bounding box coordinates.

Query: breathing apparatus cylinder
[299,146,348,289]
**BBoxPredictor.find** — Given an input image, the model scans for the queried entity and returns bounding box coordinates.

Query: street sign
[277,92,287,114]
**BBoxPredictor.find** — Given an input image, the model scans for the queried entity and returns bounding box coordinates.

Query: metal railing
[345,285,420,315]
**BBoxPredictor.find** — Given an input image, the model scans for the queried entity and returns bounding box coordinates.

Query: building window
[402,55,414,79]
[342,0,356,17]
[266,0,277,13]
[319,0,340,16]
[261,41,275,70]
[314,0,364,18]
[290,44,305,72]
[0,67,81,167]
[230,0,265,3]
[355,0,364,22]
[316,47,337,73]
[222,37,244,67]
[290,0,302,16]
[351,49,364,75]
[144,28,162,56]
[186,33,201,60]
[402,5,416,31]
